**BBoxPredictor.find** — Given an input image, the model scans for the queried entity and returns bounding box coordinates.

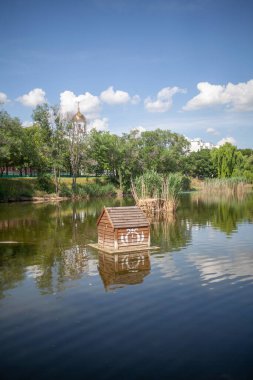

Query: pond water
[0,193,253,380]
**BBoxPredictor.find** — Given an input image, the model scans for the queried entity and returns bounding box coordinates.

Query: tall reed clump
[161,173,183,213]
[133,170,162,200]
[132,171,184,215]
[203,177,248,196]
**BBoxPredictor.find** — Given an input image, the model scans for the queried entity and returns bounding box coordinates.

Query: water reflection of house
[98,251,151,291]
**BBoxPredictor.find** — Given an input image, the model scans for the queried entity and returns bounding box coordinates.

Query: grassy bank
[0,177,116,202]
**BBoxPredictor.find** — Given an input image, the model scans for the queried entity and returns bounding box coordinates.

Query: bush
[78,182,116,197]
[244,171,253,183]
[181,175,191,191]
[59,183,72,197]
[70,182,117,198]
[0,179,36,201]
[36,174,55,193]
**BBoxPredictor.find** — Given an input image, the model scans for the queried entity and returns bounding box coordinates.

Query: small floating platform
[88,243,160,254]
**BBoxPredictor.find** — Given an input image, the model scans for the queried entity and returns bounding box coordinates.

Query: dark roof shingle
[98,206,149,229]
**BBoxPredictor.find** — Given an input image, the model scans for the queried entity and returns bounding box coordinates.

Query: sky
[0,0,253,148]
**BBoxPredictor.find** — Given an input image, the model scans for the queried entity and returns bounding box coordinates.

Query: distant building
[188,138,216,153]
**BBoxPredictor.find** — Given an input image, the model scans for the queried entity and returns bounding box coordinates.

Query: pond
[0,193,253,380]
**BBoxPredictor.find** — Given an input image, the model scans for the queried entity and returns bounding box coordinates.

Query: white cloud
[88,117,109,132]
[144,86,186,112]
[60,90,100,118]
[130,125,146,137]
[183,80,253,112]
[0,92,8,104]
[100,86,139,105]
[206,127,219,136]
[217,137,236,146]
[100,86,130,104]
[17,88,46,107]
[22,121,33,128]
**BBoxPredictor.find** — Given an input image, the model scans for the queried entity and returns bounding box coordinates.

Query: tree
[32,104,68,192]
[64,112,87,191]
[211,143,244,178]
[243,154,253,182]
[87,130,124,189]
[0,111,24,174]
[183,149,217,178]
[137,129,189,173]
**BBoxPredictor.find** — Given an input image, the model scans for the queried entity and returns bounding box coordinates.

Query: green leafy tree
[183,149,217,178]
[243,154,253,182]
[138,129,189,173]
[32,104,69,192]
[211,143,244,178]
[0,111,24,174]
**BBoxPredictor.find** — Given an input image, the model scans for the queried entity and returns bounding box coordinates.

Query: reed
[132,171,184,215]
[203,178,248,196]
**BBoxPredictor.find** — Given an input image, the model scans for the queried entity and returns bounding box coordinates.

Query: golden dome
[72,104,86,123]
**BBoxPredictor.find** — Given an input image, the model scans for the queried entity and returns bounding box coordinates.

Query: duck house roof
[97,206,150,229]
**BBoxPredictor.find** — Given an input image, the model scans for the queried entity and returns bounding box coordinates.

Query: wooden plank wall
[98,212,114,249]
[117,227,150,250]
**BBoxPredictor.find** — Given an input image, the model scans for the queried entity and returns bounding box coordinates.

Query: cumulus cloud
[217,137,236,146]
[60,90,100,118]
[100,86,129,104]
[0,92,9,104]
[100,86,139,105]
[183,80,253,112]
[88,117,109,132]
[206,127,219,136]
[17,88,46,107]
[144,86,186,112]
[22,121,33,128]
[130,125,146,137]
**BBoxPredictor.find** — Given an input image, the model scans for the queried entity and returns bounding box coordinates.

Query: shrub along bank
[0,177,117,202]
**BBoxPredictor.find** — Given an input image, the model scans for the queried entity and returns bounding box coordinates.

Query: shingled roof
[97,206,150,229]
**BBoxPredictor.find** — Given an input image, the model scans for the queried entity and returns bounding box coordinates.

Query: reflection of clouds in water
[187,252,253,284]
[26,265,44,279]
[152,254,179,279]
[187,224,253,284]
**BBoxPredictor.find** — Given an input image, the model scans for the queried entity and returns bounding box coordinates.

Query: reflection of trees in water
[0,244,29,299]
[1,194,253,297]
[180,192,253,235]
[0,198,132,298]
[151,215,192,252]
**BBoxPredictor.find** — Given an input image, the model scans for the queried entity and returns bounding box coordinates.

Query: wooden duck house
[96,206,150,252]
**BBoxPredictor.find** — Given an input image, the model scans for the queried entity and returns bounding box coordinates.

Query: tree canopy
[1,106,253,188]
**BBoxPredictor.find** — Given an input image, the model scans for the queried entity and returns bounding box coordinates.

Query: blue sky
[0,0,253,147]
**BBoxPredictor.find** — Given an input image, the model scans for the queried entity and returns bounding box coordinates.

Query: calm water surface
[0,194,253,380]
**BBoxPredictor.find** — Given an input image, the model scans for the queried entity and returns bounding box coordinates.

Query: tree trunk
[118,167,123,192]
[72,174,77,192]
